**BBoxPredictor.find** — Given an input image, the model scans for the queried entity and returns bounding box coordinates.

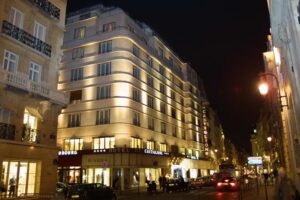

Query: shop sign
[58,151,78,156]
[248,156,262,165]
[144,149,169,156]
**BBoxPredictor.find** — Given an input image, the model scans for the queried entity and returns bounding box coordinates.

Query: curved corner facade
[57,6,215,189]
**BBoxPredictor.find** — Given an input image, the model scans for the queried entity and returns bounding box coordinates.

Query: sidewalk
[240,183,274,200]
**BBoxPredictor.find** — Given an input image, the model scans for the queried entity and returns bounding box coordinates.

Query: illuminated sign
[58,151,78,155]
[144,149,169,156]
[248,156,263,165]
[202,104,209,156]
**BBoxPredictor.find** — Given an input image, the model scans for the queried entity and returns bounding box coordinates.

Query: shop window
[131,137,141,148]
[64,138,83,151]
[93,137,115,149]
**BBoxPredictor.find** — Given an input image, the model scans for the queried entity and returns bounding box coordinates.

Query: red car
[216,177,238,191]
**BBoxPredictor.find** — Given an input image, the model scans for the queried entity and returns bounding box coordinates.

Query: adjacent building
[57,5,215,190]
[0,0,67,196]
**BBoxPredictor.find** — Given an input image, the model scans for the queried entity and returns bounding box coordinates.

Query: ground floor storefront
[0,141,58,196]
[57,148,215,190]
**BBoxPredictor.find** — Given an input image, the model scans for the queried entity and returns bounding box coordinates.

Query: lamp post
[258,72,298,186]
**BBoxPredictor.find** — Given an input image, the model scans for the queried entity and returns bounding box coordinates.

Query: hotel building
[0,0,67,196]
[57,5,214,190]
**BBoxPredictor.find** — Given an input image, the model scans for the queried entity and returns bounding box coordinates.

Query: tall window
[3,50,18,72]
[133,44,140,57]
[179,147,186,155]
[0,108,11,124]
[72,47,84,59]
[160,102,166,114]
[29,62,41,82]
[161,122,166,134]
[132,88,140,102]
[182,131,186,140]
[159,65,165,76]
[171,91,175,100]
[103,22,116,32]
[180,97,184,105]
[147,75,154,88]
[192,116,196,125]
[171,108,176,119]
[33,21,46,41]
[146,141,154,150]
[71,68,83,81]
[131,137,142,148]
[96,86,111,99]
[147,95,155,109]
[172,126,177,137]
[97,62,111,76]
[93,137,115,149]
[146,56,153,67]
[148,118,155,131]
[68,114,80,127]
[133,66,140,79]
[64,138,83,151]
[181,113,185,122]
[160,83,165,94]
[132,112,140,126]
[99,40,112,54]
[74,27,86,39]
[96,110,110,125]
[158,48,164,58]
[159,143,167,152]
[9,7,24,28]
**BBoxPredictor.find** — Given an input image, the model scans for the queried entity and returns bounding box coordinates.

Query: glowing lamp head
[267,137,272,142]
[258,83,269,95]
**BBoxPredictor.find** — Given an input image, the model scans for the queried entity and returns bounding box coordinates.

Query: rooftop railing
[27,0,60,20]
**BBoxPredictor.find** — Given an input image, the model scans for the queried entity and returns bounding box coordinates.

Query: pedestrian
[1,180,6,195]
[159,176,163,190]
[162,176,166,192]
[273,167,299,200]
[9,177,15,197]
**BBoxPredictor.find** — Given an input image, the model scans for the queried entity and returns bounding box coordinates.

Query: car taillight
[217,182,222,186]
[230,183,236,186]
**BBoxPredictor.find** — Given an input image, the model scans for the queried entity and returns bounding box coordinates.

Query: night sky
[67,0,270,153]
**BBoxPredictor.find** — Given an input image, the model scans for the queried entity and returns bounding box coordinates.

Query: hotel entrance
[1,161,38,196]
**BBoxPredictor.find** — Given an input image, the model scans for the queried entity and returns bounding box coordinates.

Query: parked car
[66,183,117,200]
[56,182,68,194]
[165,179,179,192]
[216,177,239,191]
[188,178,203,189]
[201,176,215,187]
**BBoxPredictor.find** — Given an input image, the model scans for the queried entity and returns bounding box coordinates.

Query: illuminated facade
[0,0,67,196]
[57,5,214,189]
[264,0,300,187]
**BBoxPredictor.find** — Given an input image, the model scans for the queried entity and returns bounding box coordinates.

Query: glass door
[17,162,28,195]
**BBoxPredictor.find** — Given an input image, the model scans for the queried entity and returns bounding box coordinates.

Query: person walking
[159,176,163,190]
[273,167,299,200]
[9,177,16,197]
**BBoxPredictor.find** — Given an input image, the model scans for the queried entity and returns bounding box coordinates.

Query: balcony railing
[0,68,69,105]
[2,20,52,57]
[27,0,60,20]
[0,122,16,140]
[22,126,40,144]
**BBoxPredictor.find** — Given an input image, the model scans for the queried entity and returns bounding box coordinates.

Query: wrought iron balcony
[2,20,52,57]
[22,126,40,144]
[0,122,16,140]
[28,0,60,20]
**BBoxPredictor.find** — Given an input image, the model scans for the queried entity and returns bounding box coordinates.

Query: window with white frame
[64,138,83,151]
[148,117,155,131]
[131,137,142,148]
[132,66,140,79]
[132,88,140,102]
[93,137,115,149]
[103,22,116,32]
[29,62,41,82]
[96,85,111,99]
[72,47,84,59]
[96,109,110,125]
[132,112,140,126]
[99,40,112,54]
[74,27,86,39]
[159,143,167,152]
[34,21,46,41]
[68,114,81,127]
[9,7,24,28]
[71,68,83,81]
[161,122,166,134]
[3,50,18,72]
[97,62,111,76]
[0,108,11,124]
[146,141,154,150]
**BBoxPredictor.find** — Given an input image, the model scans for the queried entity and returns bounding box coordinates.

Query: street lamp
[267,137,272,142]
